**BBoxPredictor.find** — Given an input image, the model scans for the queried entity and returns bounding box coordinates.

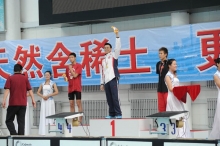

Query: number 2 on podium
[110,120,115,136]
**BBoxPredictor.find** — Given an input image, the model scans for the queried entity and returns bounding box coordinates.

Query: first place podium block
[90,118,153,137]
[46,112,83,137]
[146,111,188,139]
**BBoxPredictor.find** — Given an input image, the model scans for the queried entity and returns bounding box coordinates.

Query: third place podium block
[90,118,154,137]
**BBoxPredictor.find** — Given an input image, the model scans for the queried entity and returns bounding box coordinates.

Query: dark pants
[104,78,122,116]
[6,106,26,135]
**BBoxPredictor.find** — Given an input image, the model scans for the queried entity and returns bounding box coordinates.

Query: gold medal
[62,74,68,82]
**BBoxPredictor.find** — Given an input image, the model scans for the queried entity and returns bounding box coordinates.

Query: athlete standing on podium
[64,53,83,122]
[100,26,122,119]
[156,47,169,112]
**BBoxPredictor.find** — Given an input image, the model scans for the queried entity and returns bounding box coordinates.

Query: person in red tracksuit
[156,47,168,112]
[64,53,83,122]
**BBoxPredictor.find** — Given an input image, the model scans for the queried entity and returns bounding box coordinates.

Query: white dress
[165,71,191,138]
[209,70,220,139]
[38,80,56,135]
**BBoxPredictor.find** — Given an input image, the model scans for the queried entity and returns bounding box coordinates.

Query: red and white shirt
[100,38,121,84]
[66,63,82,93]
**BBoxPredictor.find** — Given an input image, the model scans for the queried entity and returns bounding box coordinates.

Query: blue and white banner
[0,21,219,88]
[0,0,4,32]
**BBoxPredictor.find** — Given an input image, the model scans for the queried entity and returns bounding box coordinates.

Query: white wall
[20,14,172,39]
[190,10,220,24]
[0,0,220,135]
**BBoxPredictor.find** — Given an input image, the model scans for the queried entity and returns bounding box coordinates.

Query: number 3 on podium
[160,122,176,135]
[170,121,176,135]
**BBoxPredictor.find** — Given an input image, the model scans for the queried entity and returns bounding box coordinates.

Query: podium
[46,112,83,137]
[90,118,154,137]
[146,111,188,139]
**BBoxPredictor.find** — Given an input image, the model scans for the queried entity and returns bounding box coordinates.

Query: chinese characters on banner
[14,45,43,78]
[0,37,150,78]
[197,29,220,71]
[0,21,219,87]
[0,48,9,79]
[0,37,151,80]
[119,37,150,73]
[79,37,151,78]
[80,38,108,77]
[47,42,71,78]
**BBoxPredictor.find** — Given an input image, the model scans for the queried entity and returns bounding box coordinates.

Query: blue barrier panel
[106,137,218,146]
[10,136,103,146]
[0,136,8,146]
[59,137,103,146]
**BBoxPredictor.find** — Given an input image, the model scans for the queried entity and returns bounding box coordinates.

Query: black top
[146,111,188,118]
[156,60,168,92]
[46,112,83,119]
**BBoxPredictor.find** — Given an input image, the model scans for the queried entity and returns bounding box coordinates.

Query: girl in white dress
[37,71,59,135]
[209,58,220,139]
[165,59,191,138]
